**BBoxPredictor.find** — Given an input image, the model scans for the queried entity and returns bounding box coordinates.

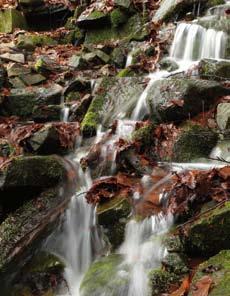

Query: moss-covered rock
[17,34,57,50]
[110,8,127,28]
[172,125,218,162]
[97,196,132,249]
[197,17,230,35]
[80,254,128,296]
[0,139,14,158]
[162,253,189,275]
[111,46,127,68]
[188,250,230,296]
[159,58,179,72]
[199,59,230,81]
[32,105,62,122]
[117,68,136,77]
[132,123,156,147]
[77,10,109,28]
[147,78,229,123]
[185,201,230,256]
[0,9,27,33]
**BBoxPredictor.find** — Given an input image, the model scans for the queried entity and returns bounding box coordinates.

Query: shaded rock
[185,201,230,256]
[1,84,62,118]
[147,78,229,123]
[216,103,230,130]
[19,73,46,86]
[0,139,14,157]
[0,65,7,88]
[80,254,128,296]
[172,125,218,162]
[19,0,43,6]
[0,9,27,33]
[114,0,131,8]
[110,8,127,28]
[188,250,230,296]
[111,46,127,68]
[81,77,146,136]
[0,53,25,64]
[17,33,57,50]
[97,196,132,249]
[26,124,69,155]
[77,10,109,28]
[7,63,31,78]
[1,155,68,209]
[162,253,189,275]
[32,105,62,122]
[199,59,230,80]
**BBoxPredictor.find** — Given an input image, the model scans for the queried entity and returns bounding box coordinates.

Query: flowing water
[50,8,229,295]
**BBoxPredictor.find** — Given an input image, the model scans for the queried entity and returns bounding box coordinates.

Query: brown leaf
[192,275,213,296]
[170,276,190,296]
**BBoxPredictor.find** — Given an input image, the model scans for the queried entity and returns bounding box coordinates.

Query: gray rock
[7,63,31,77]
[114,0,131,8]
[159,58,179,72]
[0,53,25,64]
[216,103,230,130]
[199,59,230,80]
[0,9,27,33]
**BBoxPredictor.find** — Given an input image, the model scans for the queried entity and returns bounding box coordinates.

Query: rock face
[199,59,230,80]
[147,78,229,123]
[185,201,230,256]
[1,156,68,210]
[216,103,230,130]
[81,77,145,136]
[0,9,27,33]
[172,125,218,162]
[97,197,132,249]
[188,250,230,295]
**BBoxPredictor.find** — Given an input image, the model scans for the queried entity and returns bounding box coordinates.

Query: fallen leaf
[192,275,213,296]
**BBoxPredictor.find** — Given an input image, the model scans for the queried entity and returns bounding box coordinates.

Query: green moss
[132,124,155,146]
[148,269,179,296]
[186,201,230,256]
[110,8,127,28]
[117,68,135,77]
[189,250,230,296]
[173,125,218,162]
[199,59,230,81]
[0,9,27,33]
[163,253,189,275]
[17,34,57,50]
[89,10,106,19]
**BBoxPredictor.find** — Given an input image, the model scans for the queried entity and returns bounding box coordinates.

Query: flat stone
[7,63,31,77]
[114,0,131,8]
[216,103,230,130]
[20,73,46,86]
[0,53,25,64]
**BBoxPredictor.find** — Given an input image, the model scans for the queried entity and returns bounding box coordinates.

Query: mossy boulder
[77,10,109,28]
[97,196,132,249]
[162,253,189,275]
[81,77,145,136]
[159,58,179,72]
[84,14,149,44]
[149,269,179,296]
[199,59,230,81]
[188,250,230,296]
[110,8,127,28]
[17,34,57,50]
[185,201,230,256]
[132,123,156,147]
[80,254,129,296]
[0,9,27,33]
[32,105,62,122]
[147,78,229,123]
[197,17,230,35]
[172,125,218,162]
[1,84,62,118]
[1,156,67,209]
[111,46,127,68]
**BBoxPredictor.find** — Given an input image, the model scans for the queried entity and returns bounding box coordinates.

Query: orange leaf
[170,276,190,296]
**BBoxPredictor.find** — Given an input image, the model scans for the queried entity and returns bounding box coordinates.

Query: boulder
[0,9,27,33]
[1,155,68,209]
[199,59,230,81]
[80,254,128,296]
[97,196,132,249]
[188,250,230,296]
[1,84,62,118]
[81,77,145,136]
[172,125,218,162]
[32,105,62,122]
[197,17,230,35]
[159,57,179,72]
[185,201,230,256]
[0,53,25,64]
[216,103,230,130]
[17,33,57,50]
[77,10,109,28]
[114,0,131,8]
[147,78,229,123]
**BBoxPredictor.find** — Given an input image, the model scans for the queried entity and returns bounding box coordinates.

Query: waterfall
[170,23,227,60]
[119,213,173,296]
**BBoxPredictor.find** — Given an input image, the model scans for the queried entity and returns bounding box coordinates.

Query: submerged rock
[185,201,230,256]
[188,250,230,296]
[172,125,218,162]
[199,59,230,81]
[97,196,132,249]
[147,78,229,123]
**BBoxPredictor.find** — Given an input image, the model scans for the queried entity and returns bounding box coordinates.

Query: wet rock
[69,94,92,122]
[147,78,229,123]
[185,201,230,256]
[32,105,62,122]
[199,59,230,80]
[80,254,128,296]
[216,103,230,130]
[19,73,46,86]
[162,253,189,275]
[1,155,68,209]
[188,250,230,296]
[111,46,127,68]
[97,196,132,249]
[197,16,230,35]
[159,57,179,72]
[0,9,27,33]
[0,65,7,89]
[0,53,25,64]
[81,77,145,136]
[1,84,62,118]
[110,8,127,28]
[172,125,218,162]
